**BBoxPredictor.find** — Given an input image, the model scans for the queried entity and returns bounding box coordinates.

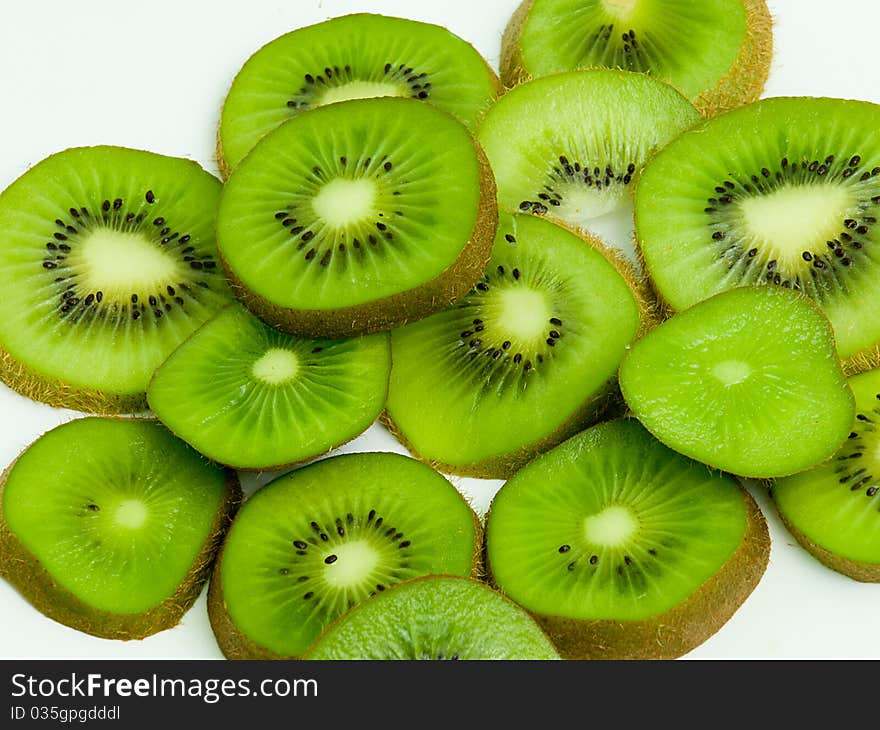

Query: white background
[0,0,878,660]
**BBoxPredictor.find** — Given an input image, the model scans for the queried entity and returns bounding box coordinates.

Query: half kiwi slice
[208,452,480,659]
[217,97,497,339]
[485,418,770,660]
[501,0,772,116]
[635,97,880,370]
[0,146,232,413]
[147,303,390,470]
[476,69,699,245]
[619,286,855,478]
[772,367,880,582]
[304,575,560,660]
[218,13,500,175]
[0,417,240,640]
[384,213,643,479]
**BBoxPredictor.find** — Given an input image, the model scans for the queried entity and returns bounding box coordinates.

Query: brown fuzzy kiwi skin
[500,0,773,116]
[0,344,147,415]
[485,483,770,660]
[220,139,498,340]
[0,452,242,641]
[208,488,484,660]
[771,498,880,583]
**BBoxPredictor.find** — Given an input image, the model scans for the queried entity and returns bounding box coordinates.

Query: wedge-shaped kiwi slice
[0,418,240,640]
[477,69,699,240]
[147,303,390,470]
[501,0,772,115]
[384,213,643,479]
[218,13,500,175]
[619,286,854,478]
[0,146,232,413]
[217,97,497,339]
[485,419,770,660]
[636,97,880,370]
[208,452,480,659]
[304,575,560,660]
[772,368,880,582]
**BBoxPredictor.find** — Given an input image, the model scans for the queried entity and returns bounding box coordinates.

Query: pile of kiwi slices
[2,0,879,663]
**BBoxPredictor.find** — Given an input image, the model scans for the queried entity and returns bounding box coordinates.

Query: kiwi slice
[476,69,699,246]
[218,13,500,175]
[501,0,772,116]
[635,97,880,370]
[619,286,855,478]
[217,97,497,339]
[485,418,770,660]
[208,452,480,659]
[304,575,560,660]
[0,146,231,413]
[384,213,644,479]
[772,368,880,582]
[147,303,390,470]
[0,417,240,640]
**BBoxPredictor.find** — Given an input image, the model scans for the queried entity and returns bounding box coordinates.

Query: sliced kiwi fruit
[485,418,770,660]
[501,0,772,116]
[384,213,644,478]
[218,13,500,176]
[0,417,240,640]
[772,368,880,582]
[0,146,231,413]
[635,97,880,371]
[304,575,560,660]
[147,303,390,470]
[217,97,497,339]
[476,69,699,249]
[619,286,855,478]
[208,452,481,659]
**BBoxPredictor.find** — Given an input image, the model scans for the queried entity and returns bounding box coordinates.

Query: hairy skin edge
[218,139,498,340]
[485,484,771,660]
[208,505,484,659]
[0,453,241,641]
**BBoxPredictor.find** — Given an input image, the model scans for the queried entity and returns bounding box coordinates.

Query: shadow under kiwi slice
[208,452,481,659]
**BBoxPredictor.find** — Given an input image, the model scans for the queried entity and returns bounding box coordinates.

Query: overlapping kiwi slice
[636,97,880,370]
[772,368,880,582]
[304,576,560,660]
[0,418,240,640]
[218,13,500,175]
[147,303,390,470]
[0,146,232,413]
[485,419,770,660]
[384,213,644,478]
[619,286,855,478]
[476,69,700,248]
[208,452,480,659]
[217,97,497,339]
[501,0,772,115]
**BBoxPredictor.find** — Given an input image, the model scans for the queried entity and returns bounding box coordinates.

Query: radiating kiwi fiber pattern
[218,13,500,176]
[0,147,231,413]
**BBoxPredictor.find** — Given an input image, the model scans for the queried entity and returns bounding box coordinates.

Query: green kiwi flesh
[217,97,497,339]
[208,452,481,659]
[476,69,699,241]
[219,13,500,175]
[636,97,880,370]
[384,213,642,478]
[502,0,772,116]
[147,303,391,470]
[0,146,232,413]
[0,417,240,640]
[304,575,560,660]
[485,418,770,660]
[619,286,854,478]
[772,367,880,582]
